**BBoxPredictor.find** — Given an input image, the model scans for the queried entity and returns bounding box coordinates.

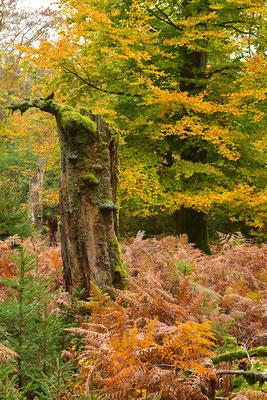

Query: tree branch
[155,5,182,31]
[217,24,250,34]
[147,6,182,31]
[205,65,241,77]
[242,343,253,367]
[7,96,59,116]
[216,20,247,26]
[216,370,267,384]
[60,63,141,98]
[211,346,267,365]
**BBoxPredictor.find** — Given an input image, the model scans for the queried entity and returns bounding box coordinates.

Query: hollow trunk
[28,158,45,234]
[8,99,127,297]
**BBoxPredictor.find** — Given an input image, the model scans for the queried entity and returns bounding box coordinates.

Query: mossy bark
[211,346,267,365]
[57,107,127,296]
[8,99,127,297]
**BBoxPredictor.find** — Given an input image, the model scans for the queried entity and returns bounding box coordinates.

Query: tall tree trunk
[28,158,45,234]
[9,99,127,297]
[174,5,211,253]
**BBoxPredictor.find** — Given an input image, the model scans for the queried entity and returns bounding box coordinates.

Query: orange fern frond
[159,321,215,375]
[176,276,192,305]
[0,343,18,362]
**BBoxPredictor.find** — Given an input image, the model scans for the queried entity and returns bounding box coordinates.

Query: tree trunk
[46,213,58,246]
[174,5,211,253]
[28,158,45,234]
[8,99,127,297]
[174,207,211,254]
[58,108,126,296]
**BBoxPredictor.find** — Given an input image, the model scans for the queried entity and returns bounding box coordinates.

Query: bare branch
[60,63,142,98]
[146,6,182,31]
[205,65,241,77]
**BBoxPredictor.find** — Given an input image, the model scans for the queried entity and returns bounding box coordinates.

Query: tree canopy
[23,0,266,246]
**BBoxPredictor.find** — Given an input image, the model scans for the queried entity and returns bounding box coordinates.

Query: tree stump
[9,98,127,296]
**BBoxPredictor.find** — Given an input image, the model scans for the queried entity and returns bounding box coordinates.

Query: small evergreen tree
[0,179,32,240]
[0,247,69,398]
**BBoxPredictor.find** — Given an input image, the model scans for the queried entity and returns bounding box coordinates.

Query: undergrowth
[0,233,266,399]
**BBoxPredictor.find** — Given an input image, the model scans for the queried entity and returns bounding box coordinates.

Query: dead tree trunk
[28,158,45,234]
[46,213,58,246]
[8,98,127,296]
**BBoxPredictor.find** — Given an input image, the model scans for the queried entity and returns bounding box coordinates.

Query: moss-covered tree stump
[9,97,127,296]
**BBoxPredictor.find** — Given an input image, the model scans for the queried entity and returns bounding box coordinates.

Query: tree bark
[8,98,127,297]
[46,213,58,246]
[28,158,46,234]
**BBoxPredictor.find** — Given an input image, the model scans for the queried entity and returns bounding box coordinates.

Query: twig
[241,343,253,367]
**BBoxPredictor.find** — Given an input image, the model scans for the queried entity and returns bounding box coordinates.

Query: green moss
[79,107,91,116]
[100,201,118,211]
[250,347,267,358]
[112,235,128,288]
[59,105,75,114]
[211,347,267,365]
[94,164,104,171]
[233,371,267,388]
[58,106,96,141]
[82,174,99,185]
[242,371,263,386]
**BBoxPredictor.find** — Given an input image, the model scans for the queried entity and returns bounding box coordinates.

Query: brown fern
[67,280,218,400]
[0,343,18,362]
[232,389,267,400]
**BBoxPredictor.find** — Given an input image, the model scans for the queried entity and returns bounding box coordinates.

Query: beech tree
[0,0,58,232]
[0,0,54,111]
[9,98,127,296]
[24,0,266,251]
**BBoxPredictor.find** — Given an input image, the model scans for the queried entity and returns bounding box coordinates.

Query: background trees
[0,0,54,110]
[23,0,266,250]
[0,0,59,236]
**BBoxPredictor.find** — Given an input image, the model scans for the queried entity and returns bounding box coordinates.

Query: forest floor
[0,233,266,399]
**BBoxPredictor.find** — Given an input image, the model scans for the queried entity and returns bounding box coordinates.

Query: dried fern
[217,231,248,247]
[68,280,217,399]
[232,389,267,400]
[1,234,262,398]
[0,343,18,362]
